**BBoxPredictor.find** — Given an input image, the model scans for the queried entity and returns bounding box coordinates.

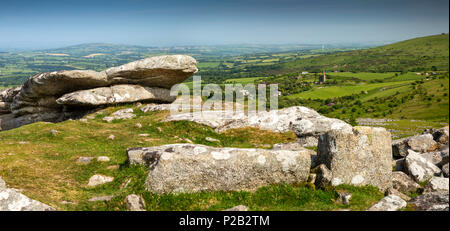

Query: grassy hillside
[269,34,449,73]
[0,104,385,211]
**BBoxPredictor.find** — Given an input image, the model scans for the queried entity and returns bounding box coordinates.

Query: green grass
[329,72,398,81]
[287,81,412,100]
[0,103,388,211]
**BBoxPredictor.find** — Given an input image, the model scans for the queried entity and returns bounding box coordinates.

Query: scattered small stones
[337,191,352,205]
[223,205,249,211]
[102,108,136,123]
[76,157,94,163]
[87,174,114,187]
[135,123,142,128]
[97,156,110,162]
[108,134,115,140]
[157,127,162,132]
[424,177,449,192]
[18,141,29,145]
[50,129,58,136]
[183,138,193,144]
[79,118,88,123]
[205,137,220,143]
[367,195,407,211]
[138,134,150,137]
[88,196,113,202]
[107,165,120,170]
[125,194,146,211]
[60,201,77,205]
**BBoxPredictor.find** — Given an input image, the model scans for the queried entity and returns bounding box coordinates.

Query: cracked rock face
[408,191,449,211]
[0,55,197,131]
[0,177,54,211]
[405,150,441,182]
[315,126,393,191]
[127,144,311,194]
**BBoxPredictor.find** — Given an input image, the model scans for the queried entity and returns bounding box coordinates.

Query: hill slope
[269,34,449,73]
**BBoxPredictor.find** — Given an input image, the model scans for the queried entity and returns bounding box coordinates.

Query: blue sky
[0,0,448,49]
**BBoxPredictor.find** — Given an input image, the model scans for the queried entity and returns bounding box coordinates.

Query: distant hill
[267,34,449,73]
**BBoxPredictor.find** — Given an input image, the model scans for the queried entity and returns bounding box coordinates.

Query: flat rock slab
[316,126,393,191]
[87,174,114,187]
[56,84,176,106]
[127,144,312,194]
[367,195,407,211]
[88,196,113,202]
[165,106,352,138]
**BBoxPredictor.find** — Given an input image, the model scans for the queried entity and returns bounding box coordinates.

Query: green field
[287,81,413,100]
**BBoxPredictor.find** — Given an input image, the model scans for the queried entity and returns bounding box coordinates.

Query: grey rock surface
[0,177,55,211]
[0,55,197,131]
[424,177,449,192]
[367,195,407,211]
[391,171,421,194]
[127,143,311,194]
[223,205,249,211]
[405,150,441,182]
[56,84,176,106]
[165,106,352,138]
[392,134,437,158]
[316,126,393,191]
[408,191,449,211]
[125,194,146,211]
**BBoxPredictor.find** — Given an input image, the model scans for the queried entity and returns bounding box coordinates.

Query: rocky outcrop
[408,191,449,211]
[127,144,311,194]
[0,55,197,131]
[391,171,421,194]
[165,106,352,144]
[405,150,441,182]
[392,134,437,158]
[0,177,54,211]
[315,126,392,191]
